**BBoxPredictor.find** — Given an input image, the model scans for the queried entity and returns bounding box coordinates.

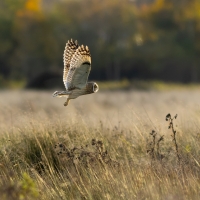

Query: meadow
[0,88,200,199]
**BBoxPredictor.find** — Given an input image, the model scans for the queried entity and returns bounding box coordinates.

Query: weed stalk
[166,113,180,164]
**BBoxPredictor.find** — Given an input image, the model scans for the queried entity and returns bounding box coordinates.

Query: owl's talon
[64,99,70,106]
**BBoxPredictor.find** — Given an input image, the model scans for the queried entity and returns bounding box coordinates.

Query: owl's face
[93,82,99,93]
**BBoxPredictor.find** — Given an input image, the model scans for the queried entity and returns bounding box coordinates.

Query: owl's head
[87,82,99,93]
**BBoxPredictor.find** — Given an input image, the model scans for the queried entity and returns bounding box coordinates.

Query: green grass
[0,90,200,199]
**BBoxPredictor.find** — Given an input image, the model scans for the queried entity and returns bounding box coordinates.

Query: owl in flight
[52,39,99,106]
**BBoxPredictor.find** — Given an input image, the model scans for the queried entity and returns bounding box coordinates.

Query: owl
[52,39,99,106]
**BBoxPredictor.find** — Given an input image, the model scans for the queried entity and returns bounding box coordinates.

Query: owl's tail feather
[52,91,71,97]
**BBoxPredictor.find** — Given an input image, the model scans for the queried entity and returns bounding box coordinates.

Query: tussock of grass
[0,90,200,199]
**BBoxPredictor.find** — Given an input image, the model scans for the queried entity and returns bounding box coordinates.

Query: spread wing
[65,44,91,90]
[63,39,78,89]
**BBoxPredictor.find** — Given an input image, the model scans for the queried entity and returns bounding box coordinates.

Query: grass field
[0,89,200,199]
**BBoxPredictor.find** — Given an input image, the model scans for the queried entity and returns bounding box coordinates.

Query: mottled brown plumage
[52,39,99,106]
[63,39,78,88]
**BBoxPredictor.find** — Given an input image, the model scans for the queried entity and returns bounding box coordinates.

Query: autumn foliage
[0,0,200,88]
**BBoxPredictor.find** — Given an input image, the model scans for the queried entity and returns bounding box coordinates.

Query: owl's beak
[93,83,99,93]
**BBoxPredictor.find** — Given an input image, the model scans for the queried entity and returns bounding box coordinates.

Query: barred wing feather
[63,39,78,89]
[65,45,91,90]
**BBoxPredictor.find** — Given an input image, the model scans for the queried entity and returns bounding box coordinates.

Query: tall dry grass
[0,89,200,199]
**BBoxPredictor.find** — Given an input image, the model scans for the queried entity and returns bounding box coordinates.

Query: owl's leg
[64,99,70,106]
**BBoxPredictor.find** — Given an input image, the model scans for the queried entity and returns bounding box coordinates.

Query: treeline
[0,0,200,88]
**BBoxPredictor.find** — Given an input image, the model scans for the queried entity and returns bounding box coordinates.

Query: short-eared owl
[52,39,99,106]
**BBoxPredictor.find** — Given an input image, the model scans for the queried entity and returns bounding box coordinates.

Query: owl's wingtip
[52,91,58,97]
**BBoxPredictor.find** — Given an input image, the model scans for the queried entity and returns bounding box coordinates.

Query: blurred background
[0,0,200,89]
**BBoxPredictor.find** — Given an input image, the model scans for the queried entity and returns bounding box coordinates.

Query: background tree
[0,0,200,88]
